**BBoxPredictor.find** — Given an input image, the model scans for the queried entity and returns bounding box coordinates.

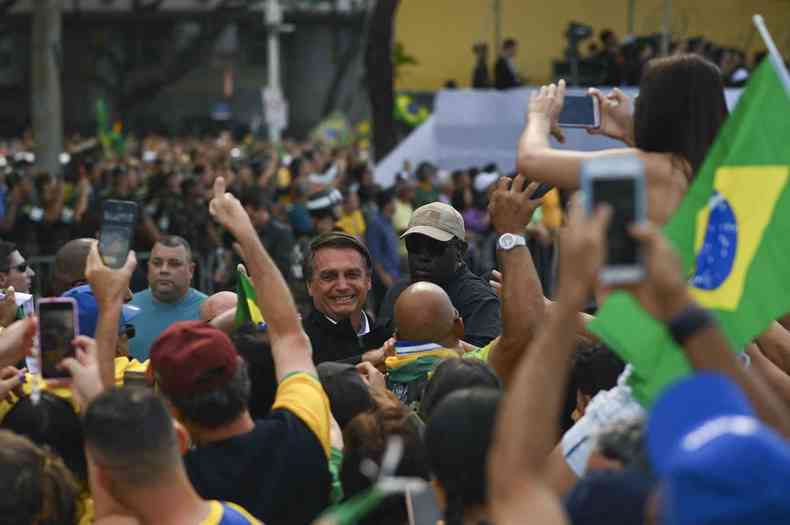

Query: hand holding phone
[558,94,601,129]
[99,200,138,269]
[38,298,79,379]
[587,87,635,144]
[581,155,647,285]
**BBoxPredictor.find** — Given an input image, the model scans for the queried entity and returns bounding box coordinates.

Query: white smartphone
[38,297,79,379]
[581,155,647,285]
[558,94,600,129]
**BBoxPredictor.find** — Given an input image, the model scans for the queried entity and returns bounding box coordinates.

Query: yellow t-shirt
[336,209,367,238]
[541,188,563,230]
[464,340,494,362]
[0,357,149,419]
[272,372,332,457]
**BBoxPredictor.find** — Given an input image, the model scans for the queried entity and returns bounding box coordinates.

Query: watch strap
[667,304,715,346]
[497,233,527,251]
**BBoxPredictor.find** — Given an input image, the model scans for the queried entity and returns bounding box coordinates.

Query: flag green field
[234,270,266,329]
[589,58,790,405]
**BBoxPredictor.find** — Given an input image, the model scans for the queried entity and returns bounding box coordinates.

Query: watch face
[499,234,515,250]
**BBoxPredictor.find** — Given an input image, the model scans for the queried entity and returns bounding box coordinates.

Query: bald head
[200,291,238,322]
[53,238,95,295]
[395,282,459,344]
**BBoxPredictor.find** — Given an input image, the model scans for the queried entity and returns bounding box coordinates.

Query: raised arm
[488,198,610,525]
[517,80,636,189]
[485,175,545,387]
[629,223,790,438]
[0,317,37,368]
[208,176,314,381]
[755,321,790,375]
[84,242,137,389]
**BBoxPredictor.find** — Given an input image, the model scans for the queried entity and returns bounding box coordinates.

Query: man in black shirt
[302,232,392,364]
[376,202,502,347]
[494,38,524,90]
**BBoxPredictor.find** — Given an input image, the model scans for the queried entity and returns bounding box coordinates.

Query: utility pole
[31,0,63,176]
[493,0,502,53]
[627,0,636,35]
[261,0,292,143]
[660,0,672,56]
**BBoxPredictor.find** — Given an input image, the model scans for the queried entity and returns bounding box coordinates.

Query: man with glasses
[376,202,502,347]
[0,240,35,294]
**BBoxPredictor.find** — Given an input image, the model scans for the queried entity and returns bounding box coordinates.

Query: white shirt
[324,311,371,337]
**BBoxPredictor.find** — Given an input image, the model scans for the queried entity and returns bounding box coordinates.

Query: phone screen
[405,486,443,525]
[558,95,596,127]
[39,301,77,379]
[591,178,638,266]
[100,201,137,269]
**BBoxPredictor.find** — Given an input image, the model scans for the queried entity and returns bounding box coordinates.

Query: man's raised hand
[556,195,611,310]
[0,286,17,328]
[625,223,690,322]
[86,242,137,307]
[0,317,37,368]
[488,174,543,235]
[58,336,104,409]
[209,176,254,237]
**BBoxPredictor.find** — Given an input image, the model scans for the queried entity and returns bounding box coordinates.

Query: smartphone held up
[581,155,647,285]
[37,298,79,379]
[558,94,600,129]
[99,200,138,269]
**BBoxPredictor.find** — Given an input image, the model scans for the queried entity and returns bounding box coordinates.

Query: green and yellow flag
[234,269,266,329]
[589,57,790,405]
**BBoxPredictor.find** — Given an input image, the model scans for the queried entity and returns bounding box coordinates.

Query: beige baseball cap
[401,202,465,242]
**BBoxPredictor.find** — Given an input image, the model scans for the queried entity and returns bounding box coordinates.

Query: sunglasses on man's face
[405,236,451,257]
[2,263,29,274]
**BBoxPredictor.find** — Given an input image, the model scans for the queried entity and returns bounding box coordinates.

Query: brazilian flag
[386,343,459,407]
[234,269,266,329]
[394,94,430,128]
[589,57,790,405]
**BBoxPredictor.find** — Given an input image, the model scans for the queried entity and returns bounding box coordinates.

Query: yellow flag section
[691,166,789,310]
[246,297,264,325]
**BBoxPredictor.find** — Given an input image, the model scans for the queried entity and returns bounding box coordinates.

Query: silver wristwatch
[497,233,527,251]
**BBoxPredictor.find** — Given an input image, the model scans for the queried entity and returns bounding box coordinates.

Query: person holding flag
[590,15,790,406]
[488,190,790,525]
[556,15,790,491]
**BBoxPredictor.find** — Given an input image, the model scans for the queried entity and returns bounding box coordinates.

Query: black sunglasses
[1,262,28,273]
[121,324,136,339]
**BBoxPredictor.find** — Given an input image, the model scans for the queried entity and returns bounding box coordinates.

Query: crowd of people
[0,130,563,307]
[467,28,765,90]
[0,49,788,525]
[581,30,760,87]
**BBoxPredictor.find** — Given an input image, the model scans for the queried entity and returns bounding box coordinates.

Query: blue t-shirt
[365,212,401,280]
[128,288,207,361]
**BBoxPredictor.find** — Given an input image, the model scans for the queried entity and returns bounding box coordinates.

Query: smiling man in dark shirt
[302,232,392,364]
[376,202,502,347]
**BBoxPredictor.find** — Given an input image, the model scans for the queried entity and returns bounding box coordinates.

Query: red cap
[149,320,239,397]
